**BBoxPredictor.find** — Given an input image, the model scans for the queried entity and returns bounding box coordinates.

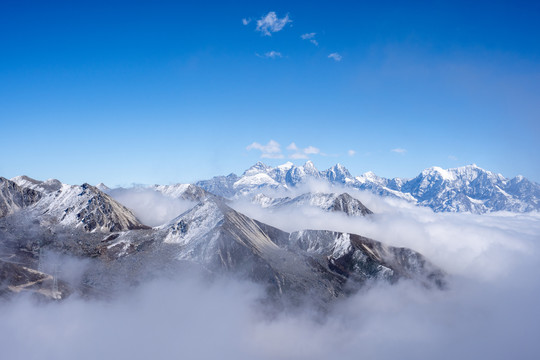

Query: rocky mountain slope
[8,176,148,232]
[0,177,42,217]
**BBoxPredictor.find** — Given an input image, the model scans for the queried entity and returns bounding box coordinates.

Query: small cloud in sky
[286,142,299,151]
[248,141,323,160]
[348,149,356,156]
[391,148,407,154]
[257,51,282,59]
[304,146,320,155]
[301,32,318,46]
[246,140,284,158]
[328,53,342,61]
[287,142,321,159]
[255,11,292,36]
[448,155,458,161]
[242,18,251,25]
[256,11,291,36]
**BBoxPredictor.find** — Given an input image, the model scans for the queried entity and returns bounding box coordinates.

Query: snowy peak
[34,182,149,232]
[324,163,352,183]
[331,193,373,216]
[252,192,373,217]
[243,161,273,176]
[10,175,42,189]
[11,175,62,193]
[302,160,319,174]
[96,183,110,192]
[0,177,42,217]
[277,161,294,171]
[161,198,290,274]
[153,183,211,202]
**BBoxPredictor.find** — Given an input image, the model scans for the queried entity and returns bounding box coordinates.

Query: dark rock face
[72,184,150,232]
[289,230,445,289]
[0,177,42,218]
[330,193,373,216]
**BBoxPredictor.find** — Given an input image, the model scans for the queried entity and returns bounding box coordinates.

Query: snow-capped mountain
[399,165,540,212]
[152,183,214,202]
[197,162,540,214]
[157,197,443,299]
[252,192,373,216]
[8,176,148,232]
[0,177,42,217]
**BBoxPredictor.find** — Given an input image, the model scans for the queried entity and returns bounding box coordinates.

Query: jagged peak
[328,163,349,172]
[243,161,272,176]
[277,161,294,170]
[96,182,110,191]
[10,175,42,186]
[302,160,318,171]
[326,163,352,180]
[420,166,456,181]
[252,161,269,168]
[360,170,383,179]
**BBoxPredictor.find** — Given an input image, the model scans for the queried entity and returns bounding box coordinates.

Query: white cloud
[304,146,320,155]
[108,188,195,227]
[300,33,316,40]
[259,51,282,59]
[301,33,318,46]
[448,155,458,161]
[256,11,291,36]
[328,53,342,61]
[242,18,251,25]
[290,152,309,159]
[391,148,407,154]
[286,142,299,151]
[247,140,284,159]
[348,150,356,156]
[287,143,321,159]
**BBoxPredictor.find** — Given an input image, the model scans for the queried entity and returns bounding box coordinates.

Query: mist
[107,187,195,227]
[1,188,539,359]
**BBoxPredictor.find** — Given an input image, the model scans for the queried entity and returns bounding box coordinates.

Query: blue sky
[1,0,539,186]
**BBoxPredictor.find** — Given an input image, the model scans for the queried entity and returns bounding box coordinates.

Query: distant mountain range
[196,161,540,214]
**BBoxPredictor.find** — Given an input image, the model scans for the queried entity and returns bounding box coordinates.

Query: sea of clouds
[1,185,539,359]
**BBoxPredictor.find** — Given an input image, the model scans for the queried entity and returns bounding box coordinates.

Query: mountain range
[196,161,540,214]
[0,172,443,304]
[1,161,538,304]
